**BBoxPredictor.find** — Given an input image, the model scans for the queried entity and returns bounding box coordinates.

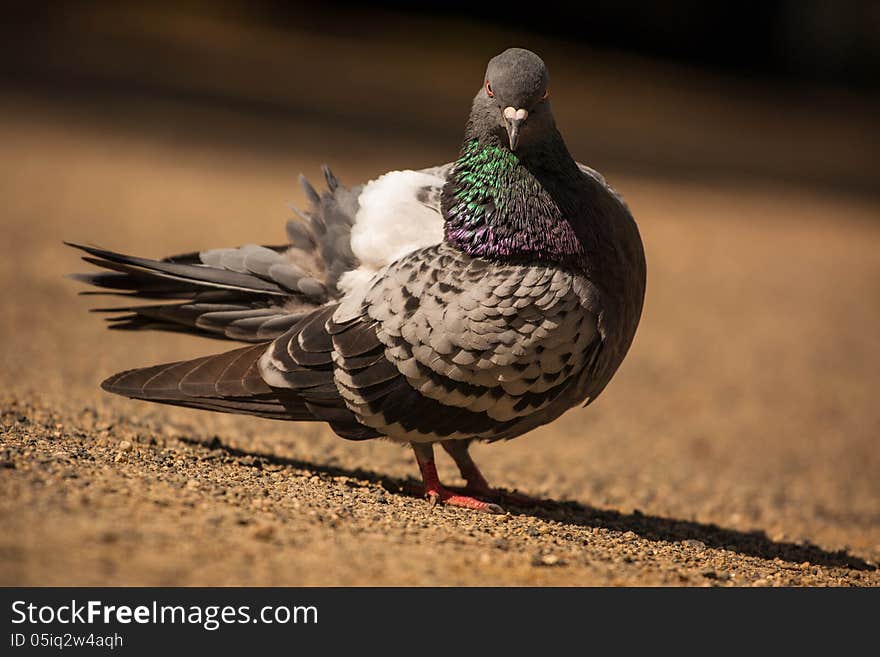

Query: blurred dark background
[9,1,878,84]
[0,0,877,196]
[342,0,880,87]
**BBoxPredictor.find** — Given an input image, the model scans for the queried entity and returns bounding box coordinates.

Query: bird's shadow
[184,437,875,572]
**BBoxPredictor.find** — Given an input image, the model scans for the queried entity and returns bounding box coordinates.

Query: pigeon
[68,48,646,513]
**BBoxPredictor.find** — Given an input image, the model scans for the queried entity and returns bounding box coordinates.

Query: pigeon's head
[472,48,553,152]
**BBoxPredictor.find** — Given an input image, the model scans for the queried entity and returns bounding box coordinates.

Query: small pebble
[532,553,563,567]
[492,538,510,551]
[252,525,275,541]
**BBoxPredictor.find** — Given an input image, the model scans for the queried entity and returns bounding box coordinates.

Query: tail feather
[67,243,313,342]
[66,243,290,296]
[101,344,312,421]
[67,167,361,342]
[102,343,263,397]
[135,396,310,420]
[99,337,380,440]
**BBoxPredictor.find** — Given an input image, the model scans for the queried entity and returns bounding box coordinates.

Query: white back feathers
[338,169,445,294]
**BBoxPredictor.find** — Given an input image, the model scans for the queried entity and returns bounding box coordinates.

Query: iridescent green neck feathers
[441,140,583,266]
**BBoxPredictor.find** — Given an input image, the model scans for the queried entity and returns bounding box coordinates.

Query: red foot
[439,440,542,509]
[448,484,543,508]
[424,484,504,514]
[414,450,503,514]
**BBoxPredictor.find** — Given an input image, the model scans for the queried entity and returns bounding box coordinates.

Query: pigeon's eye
[485,80,494,98]
[541,89,550,101]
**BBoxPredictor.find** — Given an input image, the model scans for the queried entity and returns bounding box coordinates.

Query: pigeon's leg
[411,443,502,513]
[441,439,542,507]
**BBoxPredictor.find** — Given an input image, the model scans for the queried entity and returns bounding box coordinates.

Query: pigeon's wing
[99,241,602,444]
[99,306,381,441]
[577,162,630,210]
[261,243,602,444]
[69,164,452,342]
[576,161,646,404]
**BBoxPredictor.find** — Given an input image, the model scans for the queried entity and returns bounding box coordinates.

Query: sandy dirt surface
[1,80,879,586]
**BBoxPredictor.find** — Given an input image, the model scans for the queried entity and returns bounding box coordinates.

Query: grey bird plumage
[69,48,646,512]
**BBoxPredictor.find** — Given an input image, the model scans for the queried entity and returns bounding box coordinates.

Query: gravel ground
[1,91,878,587]
[2,395,876,586]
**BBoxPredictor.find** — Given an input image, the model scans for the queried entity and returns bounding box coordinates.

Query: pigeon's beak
[503,107,528,151]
